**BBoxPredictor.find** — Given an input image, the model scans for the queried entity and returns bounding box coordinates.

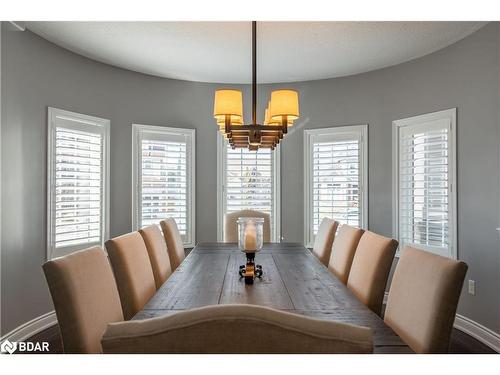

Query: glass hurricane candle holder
[237,217,264,284]
[237,217,264,253]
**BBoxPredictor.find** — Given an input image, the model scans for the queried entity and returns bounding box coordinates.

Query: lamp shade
[214,89,243,118]
[215,115,243,126]
[268,117,294,126]
[269,89,299,120]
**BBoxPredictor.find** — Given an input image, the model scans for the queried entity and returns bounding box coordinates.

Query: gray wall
[1,22,499,336]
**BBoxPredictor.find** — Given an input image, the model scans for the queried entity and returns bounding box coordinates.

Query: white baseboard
[454,314,500,353]
[383,291,500,353]
[1,311,57,342]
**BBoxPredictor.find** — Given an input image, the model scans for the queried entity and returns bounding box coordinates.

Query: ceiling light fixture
[213,21,299,151]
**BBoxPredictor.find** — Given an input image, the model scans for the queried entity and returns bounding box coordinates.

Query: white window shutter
[304,125,368,247]
[393,109,456,259]
[219,142,280,242]
[133,125,195,247]
[312,137,361,232]
[140,139,188,232]
[55,128,103,247]
[47,108,110,259]
[225,147,273,215]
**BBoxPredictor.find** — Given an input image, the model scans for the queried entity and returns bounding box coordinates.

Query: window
[393,109,456,258]
[304,125,368,247]
[47,108,110,259]
[132,125,195,247]
[217,134,280,242]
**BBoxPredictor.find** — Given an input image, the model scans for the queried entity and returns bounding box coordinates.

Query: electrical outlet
[468,280,476,295]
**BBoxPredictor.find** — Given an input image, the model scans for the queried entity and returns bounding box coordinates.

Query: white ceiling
[26,22,486,84]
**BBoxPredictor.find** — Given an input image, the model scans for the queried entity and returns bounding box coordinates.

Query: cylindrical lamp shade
[213,89,243,118]
[269,89,299,120]
[268,117,294,126]
[215,115,243,126]
[267,119,293,126]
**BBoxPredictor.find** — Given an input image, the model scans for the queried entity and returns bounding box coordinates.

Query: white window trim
[47,107,110,260]
[132,124,196,247]
[216,133,281,242]
[392,108,457,259]
[303,125,368,248]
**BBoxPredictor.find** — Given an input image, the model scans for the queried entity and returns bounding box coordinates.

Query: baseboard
[454,314,500,353]
[1,311,57,343]
[383,292,500,353]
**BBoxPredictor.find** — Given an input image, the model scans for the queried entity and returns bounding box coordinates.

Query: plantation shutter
[398,119,452,257]
[55,128,103,247]
[48,108,109,259]
[140,139,187,231]
[312,133,363,233]
[224,146,275,233]
[135,126,195,246]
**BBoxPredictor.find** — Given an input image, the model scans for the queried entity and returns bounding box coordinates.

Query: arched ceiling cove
[26,21,486,83]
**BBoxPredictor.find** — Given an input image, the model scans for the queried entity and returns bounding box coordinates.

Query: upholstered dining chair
[139,224,172,289]
[346,231,398,315]
[384,246,468,353]
[327,224,364,283]
[224,209,271,243]
[101,304,373,354]
[160,218,185,272]
[311,218,339,266]
[43,246,124,353]
[106,232,156,320]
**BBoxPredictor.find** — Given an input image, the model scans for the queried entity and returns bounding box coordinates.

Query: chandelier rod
[252,20,257,125]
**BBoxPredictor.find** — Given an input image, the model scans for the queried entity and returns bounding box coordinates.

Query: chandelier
[213,21,300,151]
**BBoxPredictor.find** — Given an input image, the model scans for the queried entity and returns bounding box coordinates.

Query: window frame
[132,124,196,247]
[303,125,368,248]
[47,107,110,260]
[392,108,457,259]
[216,133,281,242]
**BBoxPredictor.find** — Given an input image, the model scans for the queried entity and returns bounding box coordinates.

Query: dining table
[133,242,413,353]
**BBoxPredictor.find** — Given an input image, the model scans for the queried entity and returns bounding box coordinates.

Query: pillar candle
[244,223,257,251]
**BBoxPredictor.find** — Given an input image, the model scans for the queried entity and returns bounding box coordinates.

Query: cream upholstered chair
[384,246,468,353]
[311,218,339,266]
[346,231,398,315]
[224,209,271,243]
[106,232,156,320]
[139,224,172,289]
[327,224,364,284]
[101,304,373,354]
[160,218,185,271]
[42,246,124,353]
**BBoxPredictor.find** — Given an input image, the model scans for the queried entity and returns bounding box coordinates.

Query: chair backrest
[346,231,398,315]
[139,225,172,289]
[327,224,364,283]
[312,218,339,266]
[160,218,185,271]
[105,232,156,320]
[42,246,124,353]
[101,304,373,354]
[224,209,271,243]
[384,246,468,353]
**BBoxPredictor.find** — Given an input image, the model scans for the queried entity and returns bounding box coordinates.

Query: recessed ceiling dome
[26,21,486,84]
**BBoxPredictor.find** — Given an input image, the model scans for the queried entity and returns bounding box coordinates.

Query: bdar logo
[1,339,17,354]
[1,339,49,354]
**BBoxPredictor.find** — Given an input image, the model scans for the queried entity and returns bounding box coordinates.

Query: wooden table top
[133,242,412,353]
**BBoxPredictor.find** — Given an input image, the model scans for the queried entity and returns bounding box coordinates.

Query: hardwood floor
[16,322,496,354]
[449,329,496,354]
